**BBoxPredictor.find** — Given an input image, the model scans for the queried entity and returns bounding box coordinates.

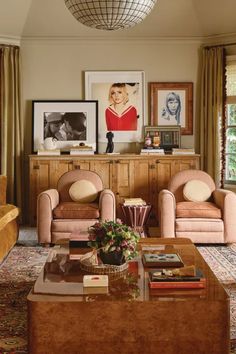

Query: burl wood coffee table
[27,238,230,354]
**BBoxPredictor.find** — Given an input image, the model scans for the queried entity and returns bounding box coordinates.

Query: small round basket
[79,250,128,277]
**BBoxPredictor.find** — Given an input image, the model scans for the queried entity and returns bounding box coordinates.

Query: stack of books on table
[172,148,195,155]
[123,198,146,206]
[69,238,89,260]
[148,265,206,289]
[140,148,165,155]
[37,149,61,156]
[70,146,94,155]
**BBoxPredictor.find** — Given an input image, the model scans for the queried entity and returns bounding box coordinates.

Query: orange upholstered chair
[158,169,236,244]
[37,170,116,245]
[0,175,19,262]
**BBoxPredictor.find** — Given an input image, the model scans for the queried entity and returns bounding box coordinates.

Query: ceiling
[1,0,236,42]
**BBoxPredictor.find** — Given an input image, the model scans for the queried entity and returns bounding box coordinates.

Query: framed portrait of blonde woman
[149,82,193,135]
[85,71,145,143]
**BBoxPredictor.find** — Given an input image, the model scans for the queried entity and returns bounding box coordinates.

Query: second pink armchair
[158,169,236,244]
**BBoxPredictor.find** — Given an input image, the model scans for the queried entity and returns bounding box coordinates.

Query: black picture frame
[32,100,98,153]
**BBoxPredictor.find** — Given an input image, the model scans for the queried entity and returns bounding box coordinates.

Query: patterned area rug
[198,244,236,353]
[0,243,235,353]
[0,244,49,354]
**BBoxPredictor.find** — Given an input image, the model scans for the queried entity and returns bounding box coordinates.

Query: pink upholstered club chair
[158,169,236,244]
[37,170,116,245]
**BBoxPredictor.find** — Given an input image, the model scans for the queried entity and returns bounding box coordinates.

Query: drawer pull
[33,165,40,170]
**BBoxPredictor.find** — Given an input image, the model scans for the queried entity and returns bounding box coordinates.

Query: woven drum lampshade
[64,0,157,31]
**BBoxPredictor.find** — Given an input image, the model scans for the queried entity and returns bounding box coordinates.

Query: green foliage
[227,155,236,181]
[228,104,236,125]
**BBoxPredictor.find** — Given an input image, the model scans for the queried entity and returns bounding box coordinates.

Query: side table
[120,204,152,237]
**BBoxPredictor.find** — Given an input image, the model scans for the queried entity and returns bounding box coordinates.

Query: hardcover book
[37,149,61,156]
[70,150,94,155]
[148,268,206,289]
[172,148,195,155]
[140,148,165,155]
[123,198,146,206]
[142,253,184,268]
[149,288,207,298]
[69,239,89,260]
[149,281,206,289]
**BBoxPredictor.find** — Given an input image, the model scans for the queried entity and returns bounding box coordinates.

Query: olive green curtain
[195,46,225,187]
[0,45,24,217]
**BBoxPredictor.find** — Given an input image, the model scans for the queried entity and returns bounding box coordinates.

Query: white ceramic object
[43,137,57,150]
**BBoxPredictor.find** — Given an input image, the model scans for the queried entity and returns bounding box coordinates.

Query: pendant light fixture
[64,0,157,31]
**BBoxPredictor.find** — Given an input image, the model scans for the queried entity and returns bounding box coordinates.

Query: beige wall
[21,38,200,154]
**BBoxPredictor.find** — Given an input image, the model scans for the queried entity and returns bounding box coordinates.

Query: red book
[149,280,206,289]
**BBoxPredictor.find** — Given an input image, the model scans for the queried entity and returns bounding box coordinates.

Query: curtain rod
[204,42,236,48]
[0,44,19,48]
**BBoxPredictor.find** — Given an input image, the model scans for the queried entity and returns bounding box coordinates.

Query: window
[225,59,236,184]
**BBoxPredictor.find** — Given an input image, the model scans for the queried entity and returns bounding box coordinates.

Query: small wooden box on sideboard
[29,154,200,226]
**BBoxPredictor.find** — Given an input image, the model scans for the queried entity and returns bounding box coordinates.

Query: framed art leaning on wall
[32,100,98,153]
[85,71,145,143]
[149,82,193,135]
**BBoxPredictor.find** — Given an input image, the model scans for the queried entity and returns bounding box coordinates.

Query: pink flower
[116,218,123,224]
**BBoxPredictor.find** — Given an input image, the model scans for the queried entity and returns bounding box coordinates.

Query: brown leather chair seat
[53,202,100,219]
[176,201,222,219]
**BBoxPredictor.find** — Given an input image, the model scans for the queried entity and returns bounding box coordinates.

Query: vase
[99,250,125,265]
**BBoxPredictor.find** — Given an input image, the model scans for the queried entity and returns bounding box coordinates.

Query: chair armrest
[0,204,19,232]
[99,189,116,222]
[213,189,236,243]
[37,189,59,244]
[158,189,176,238]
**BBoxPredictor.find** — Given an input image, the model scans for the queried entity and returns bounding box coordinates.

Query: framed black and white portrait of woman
[150,82,193,135]
[85,71,145,143]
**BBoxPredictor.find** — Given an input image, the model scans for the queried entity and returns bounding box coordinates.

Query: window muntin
[225,61,236,184]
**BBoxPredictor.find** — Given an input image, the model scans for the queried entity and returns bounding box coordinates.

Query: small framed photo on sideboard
[144,125,181,151]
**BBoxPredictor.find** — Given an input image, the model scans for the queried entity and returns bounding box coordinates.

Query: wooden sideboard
[29,154,200,226]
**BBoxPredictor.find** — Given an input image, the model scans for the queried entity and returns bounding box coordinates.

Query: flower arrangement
[88,220,140,261]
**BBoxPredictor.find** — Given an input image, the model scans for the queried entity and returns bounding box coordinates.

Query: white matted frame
[85,71,145,143]
[32,100,98,153]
